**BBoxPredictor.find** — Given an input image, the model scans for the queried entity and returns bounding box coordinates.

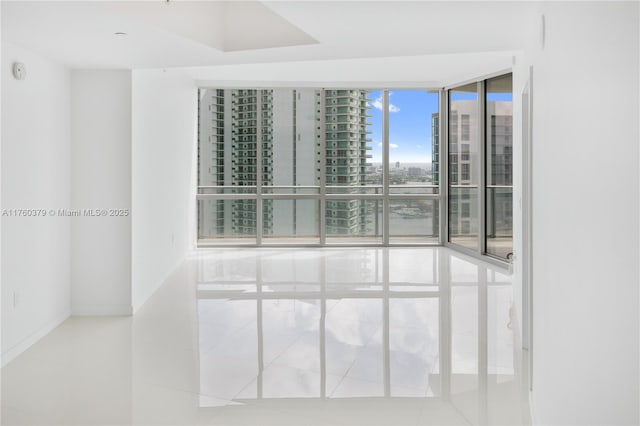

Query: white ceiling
[2,1,537,84]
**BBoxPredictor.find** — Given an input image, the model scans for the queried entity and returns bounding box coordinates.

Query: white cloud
[378,142,399,149]
[370,94,400,113]
[416,144,423,148]
[371,98,381,109]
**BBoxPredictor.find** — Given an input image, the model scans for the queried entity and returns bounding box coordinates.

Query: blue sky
[487,93,513,102]
[368,90,512,164]
[368,90,439,164]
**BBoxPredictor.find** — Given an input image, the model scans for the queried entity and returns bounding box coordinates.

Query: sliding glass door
[447,73,513,261]
[448,83,479,251]
[485,74,513,259]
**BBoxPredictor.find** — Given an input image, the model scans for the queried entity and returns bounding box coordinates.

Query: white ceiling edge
[185,51,520,88]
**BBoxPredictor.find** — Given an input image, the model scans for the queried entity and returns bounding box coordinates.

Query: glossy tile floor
[1,248,531,425]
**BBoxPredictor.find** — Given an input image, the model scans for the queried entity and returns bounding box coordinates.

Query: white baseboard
[1,311,70,368]
[71,304,133,316]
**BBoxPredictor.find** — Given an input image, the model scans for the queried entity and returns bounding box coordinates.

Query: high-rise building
[198,88,373,239]
[430,100,512,238]
[321,89,372,235]
[447,100,479,237]
[431,112,440,186]
[270,89,317,237]
[198,89,274,238]
[198,89,226,237]
[231,89,274,235]
[485,101,513,241]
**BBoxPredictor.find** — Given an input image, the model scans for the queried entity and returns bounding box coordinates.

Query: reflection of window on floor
[196,249,514,402]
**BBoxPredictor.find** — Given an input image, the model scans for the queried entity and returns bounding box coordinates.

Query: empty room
[1,1,638,425]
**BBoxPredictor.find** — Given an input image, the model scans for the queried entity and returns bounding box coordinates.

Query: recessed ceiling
[1,1,320,69]
[1,0,536,85]
[103,1,318,52]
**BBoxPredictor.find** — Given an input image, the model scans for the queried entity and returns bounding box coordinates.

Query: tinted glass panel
[448,84,479,250]
[485,74,513,259]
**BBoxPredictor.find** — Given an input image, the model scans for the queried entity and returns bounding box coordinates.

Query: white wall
[527,3,639,424]
[71,71,132,315]
[131,69,197,313]
[1,42,71,365]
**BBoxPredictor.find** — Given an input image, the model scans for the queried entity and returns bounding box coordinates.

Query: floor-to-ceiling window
[388,90,440,244]
[197,78,512,262]
[446,73,513,261]
[197,88,440,247]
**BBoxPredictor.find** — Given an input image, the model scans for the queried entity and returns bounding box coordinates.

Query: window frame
[444,71,513,266]
[197,87,443,248]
